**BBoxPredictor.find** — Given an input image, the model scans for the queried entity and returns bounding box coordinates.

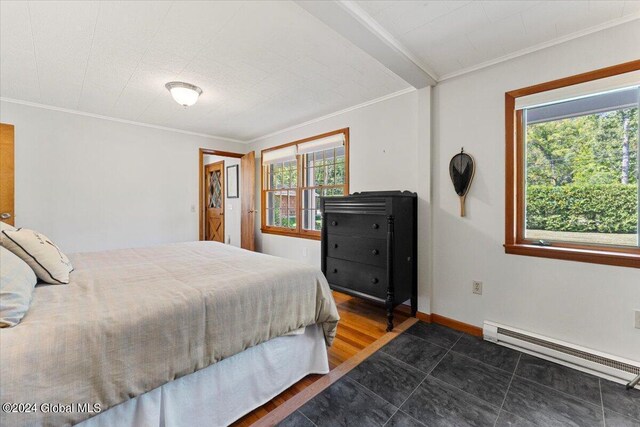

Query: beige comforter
[0,242,339,427]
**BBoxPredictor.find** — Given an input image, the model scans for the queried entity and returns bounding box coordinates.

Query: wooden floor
[231,291,410,427]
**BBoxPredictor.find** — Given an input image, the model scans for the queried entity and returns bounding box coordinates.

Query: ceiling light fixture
[165,81,203,107]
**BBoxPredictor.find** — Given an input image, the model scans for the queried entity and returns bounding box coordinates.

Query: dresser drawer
[325,257,387,299]
[325,213,386,238]
[326,234,386,267]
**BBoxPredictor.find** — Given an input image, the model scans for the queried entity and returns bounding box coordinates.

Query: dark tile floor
[278,321,640,427]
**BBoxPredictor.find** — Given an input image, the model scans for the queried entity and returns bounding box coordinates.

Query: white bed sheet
[78,325,329,427]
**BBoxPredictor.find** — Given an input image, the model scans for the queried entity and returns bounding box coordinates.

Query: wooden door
[204,161,225,242]
[241,151,255,251]
[0,124,15,226]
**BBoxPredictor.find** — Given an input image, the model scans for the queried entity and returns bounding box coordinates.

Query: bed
[0,241,339,427]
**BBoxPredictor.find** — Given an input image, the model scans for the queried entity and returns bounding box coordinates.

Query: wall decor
[226,164,239,198]
[449,148,475,217]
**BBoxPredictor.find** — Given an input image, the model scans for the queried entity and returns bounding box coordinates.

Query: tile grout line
[380,347,436,376]
[400,328,521,376]
[493,353,521,427]
[403,328,458,351]
[512,372,606,410]
[448,346,519,375]
[599,378,606,427]
[343,376,406,422]
[381,335,463,427]
[297,409,317,427]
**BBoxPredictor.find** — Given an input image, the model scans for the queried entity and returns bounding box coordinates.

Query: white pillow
[0,221,16,245]
[0,246,38,327]
[1,228,73,284]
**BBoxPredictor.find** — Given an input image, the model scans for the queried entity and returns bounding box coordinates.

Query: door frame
[199,149,243,241]
[204,160,225,242]
[0,123,15,226]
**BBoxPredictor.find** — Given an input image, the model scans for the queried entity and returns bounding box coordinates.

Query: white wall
[203,155,242,247]
[432,21,640,361]
[0,101,245,253]
[249,88,432,312]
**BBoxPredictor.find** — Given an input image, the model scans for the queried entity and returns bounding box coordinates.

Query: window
[261,129,349,240]
[505,61,640,268]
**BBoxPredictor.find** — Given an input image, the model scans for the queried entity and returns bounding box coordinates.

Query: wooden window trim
[261,128,349,241]
[505,60,640,268]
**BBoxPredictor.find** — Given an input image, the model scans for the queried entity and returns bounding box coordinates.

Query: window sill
[504,243,640,268]
[261,227,321,241]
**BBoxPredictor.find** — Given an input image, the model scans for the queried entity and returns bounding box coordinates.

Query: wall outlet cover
[472,281,483,295]
[635,310,640,329]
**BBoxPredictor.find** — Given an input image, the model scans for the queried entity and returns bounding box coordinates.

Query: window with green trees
[261,129,349,239]
[523,86,639,248]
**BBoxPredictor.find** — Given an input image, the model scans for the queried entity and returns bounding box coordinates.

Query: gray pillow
[0,246,38,327]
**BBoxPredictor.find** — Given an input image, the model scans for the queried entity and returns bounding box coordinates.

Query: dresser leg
[386,302,394,332]
[411,296,417,317]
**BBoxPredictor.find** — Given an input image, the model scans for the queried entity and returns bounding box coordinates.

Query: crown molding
[0,97,244,143]
[439,14,640,82]
[247,87,416,143]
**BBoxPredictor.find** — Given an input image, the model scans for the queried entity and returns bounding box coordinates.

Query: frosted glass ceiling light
[165,81,202,107]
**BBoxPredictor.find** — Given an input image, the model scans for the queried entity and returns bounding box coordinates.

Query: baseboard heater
[483,321,640,389]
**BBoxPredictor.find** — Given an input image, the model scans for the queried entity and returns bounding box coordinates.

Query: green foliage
[527,107,638,186]
[525,106,639,235]
[527,184,638,233]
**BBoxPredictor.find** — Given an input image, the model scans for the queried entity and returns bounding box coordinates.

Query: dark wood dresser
[320,191,417,331]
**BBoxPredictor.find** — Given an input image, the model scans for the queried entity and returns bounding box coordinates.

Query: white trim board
[439,14,640,82]
[1,88,416,145]
[0,97,243,144]
[246,87,416,143]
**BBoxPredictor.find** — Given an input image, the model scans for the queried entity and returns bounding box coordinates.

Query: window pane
[524,90,639,248]
[265,191,295,229]
[335,161,345,184]
[302,189,320,230]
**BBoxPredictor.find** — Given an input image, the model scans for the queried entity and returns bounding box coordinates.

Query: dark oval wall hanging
[449,148,475,217]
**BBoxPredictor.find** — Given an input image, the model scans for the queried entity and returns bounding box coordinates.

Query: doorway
[199,149,256,250]
[204,160,225,242]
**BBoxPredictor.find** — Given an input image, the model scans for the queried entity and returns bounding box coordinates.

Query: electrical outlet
[635,310,640,329]
[302,247,308,257]
[472,281,483,295]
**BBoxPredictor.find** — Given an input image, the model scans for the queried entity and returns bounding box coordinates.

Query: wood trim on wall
[505,60,640,269]
[260,128,349,240]
[0,123,15,227]
[396,306,483,337]
[430,313,483,337]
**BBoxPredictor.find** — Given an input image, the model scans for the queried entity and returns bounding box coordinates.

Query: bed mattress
[0,242,339,426]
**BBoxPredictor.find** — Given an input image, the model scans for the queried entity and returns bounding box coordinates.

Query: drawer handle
[371,249,379,255]
[371,278,379,284]
[334,243,339,249]
[331,221,338,226]
[371,223,379,229]
[333,268,338,273]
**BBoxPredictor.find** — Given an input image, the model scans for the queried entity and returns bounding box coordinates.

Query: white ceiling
[0,1,409,141]
[0,1,638,141]
[355,0,640,79]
